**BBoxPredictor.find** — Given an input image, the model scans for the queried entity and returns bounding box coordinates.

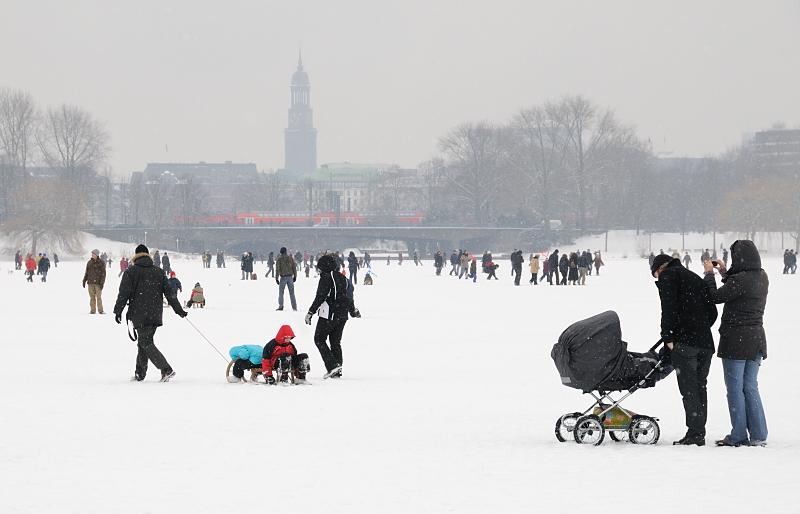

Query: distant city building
[139,161,259,216]
[749,128,800,172]
[284,53,317,174]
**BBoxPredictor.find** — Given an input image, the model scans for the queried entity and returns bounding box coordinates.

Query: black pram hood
[551,311,628,391]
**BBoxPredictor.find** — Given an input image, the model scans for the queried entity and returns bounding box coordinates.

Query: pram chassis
[555,340,666,446]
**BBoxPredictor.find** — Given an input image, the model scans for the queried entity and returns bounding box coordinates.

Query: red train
[178,212,425,227]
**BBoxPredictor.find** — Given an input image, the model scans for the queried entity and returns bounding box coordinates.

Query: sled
[225,359,308,385]
[226,360,263,383]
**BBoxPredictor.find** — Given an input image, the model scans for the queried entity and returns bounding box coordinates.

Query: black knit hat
[135,244,149,255]
[651,254,672,277]
[280,247,287,254]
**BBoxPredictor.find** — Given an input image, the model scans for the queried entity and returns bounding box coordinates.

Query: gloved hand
[115,313,122,324]
[82,281,86,288]
[265,374,276,385]
[178,309,188,318]
[292,276,296,283]
[304,312,313,325]
[275,279,280,285]
[351,309,361,318]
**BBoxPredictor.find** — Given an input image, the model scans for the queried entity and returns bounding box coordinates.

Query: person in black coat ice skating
[114,244,188,382]
[651,254,717,446]
[305,254,360,378]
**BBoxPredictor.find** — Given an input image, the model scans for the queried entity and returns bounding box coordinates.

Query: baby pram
[550,311,673,445]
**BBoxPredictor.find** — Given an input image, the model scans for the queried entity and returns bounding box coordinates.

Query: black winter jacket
[704,240,768,360]
[548,252,559,271]
[113,253,185,329]
[656,258,717,350]
[309,256,357,322]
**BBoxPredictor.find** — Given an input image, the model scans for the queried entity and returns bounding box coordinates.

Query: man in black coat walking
[651,254,718,445]
[510,249,524,286]
[114,244,188,382]
[304,254,360,378]
[548,249,560,286]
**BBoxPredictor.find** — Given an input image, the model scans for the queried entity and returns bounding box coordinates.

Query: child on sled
[228,325,310,385]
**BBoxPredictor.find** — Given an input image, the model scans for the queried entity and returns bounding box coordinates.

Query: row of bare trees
[429,95,799,243]
[0,87,109,253]
[430,95,649,229]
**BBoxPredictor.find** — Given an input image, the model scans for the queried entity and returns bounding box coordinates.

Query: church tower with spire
[284,52,317,173]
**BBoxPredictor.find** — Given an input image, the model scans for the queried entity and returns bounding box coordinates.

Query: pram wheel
[574,415,605,445]
[609,431,629,442]
[628,415,660,445]
[555,412,581,442]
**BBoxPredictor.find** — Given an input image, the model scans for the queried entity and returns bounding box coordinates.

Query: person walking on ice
[305,254,360,379]
[113,244,188,382]
[83,249,106,314]
[275,247,297,311]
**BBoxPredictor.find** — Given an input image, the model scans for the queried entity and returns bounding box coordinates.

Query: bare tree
[438,122,504,224]
[558,96,629,230]
[508,103,569,229]
[4,179,84,255]
[0,88,38,218]
[37,104,110,188]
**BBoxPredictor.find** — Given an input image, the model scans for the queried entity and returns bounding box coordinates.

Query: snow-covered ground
[1,251,798,513]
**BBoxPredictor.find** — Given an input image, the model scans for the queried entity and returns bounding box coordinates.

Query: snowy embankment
[0,251,797,513]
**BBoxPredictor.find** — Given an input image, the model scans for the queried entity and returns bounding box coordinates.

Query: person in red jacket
[24,253,36,282]
[119,257,129,277]
[261,325,310,385]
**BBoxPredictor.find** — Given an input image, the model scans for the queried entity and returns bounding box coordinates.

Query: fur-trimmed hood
[132,252,153,266]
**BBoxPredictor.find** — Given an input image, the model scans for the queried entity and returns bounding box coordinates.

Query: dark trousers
[529,273,538,285]
[671,344,714,437]
[559,269,568,285]
[513,267,521,285]
[233,358,259,378]
[314,318,347,372]
[135,325,172,378]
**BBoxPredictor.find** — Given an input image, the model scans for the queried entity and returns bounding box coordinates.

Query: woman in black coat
[704,240,769,447]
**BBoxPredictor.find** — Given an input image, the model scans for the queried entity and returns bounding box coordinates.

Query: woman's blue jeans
[722,355,768,443]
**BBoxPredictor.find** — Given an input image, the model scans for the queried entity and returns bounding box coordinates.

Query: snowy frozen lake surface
[1,254,798,513]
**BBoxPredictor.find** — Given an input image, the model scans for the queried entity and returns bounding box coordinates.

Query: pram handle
[648,338,667,353]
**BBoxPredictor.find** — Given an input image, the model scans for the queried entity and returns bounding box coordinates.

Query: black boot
[673,434,705,446]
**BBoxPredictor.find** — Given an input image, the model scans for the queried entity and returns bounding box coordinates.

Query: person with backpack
[113,244,188,382]
[275,247,297,311]
[304,254,360,378]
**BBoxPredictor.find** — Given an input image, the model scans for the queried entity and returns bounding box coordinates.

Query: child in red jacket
[262,325,310,385]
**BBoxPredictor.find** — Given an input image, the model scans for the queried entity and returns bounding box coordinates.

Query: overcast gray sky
[2,0,798,176]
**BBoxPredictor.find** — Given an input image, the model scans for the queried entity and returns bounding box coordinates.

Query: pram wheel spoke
[628,415,660,445]
[574,415,605,445]
[555,412,582,442]
[609,431,629,442]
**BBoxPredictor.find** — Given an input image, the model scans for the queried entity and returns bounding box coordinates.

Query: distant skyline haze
[1,0,798,176]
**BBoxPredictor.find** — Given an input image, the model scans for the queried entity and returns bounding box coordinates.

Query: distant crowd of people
[432,248,604,286]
